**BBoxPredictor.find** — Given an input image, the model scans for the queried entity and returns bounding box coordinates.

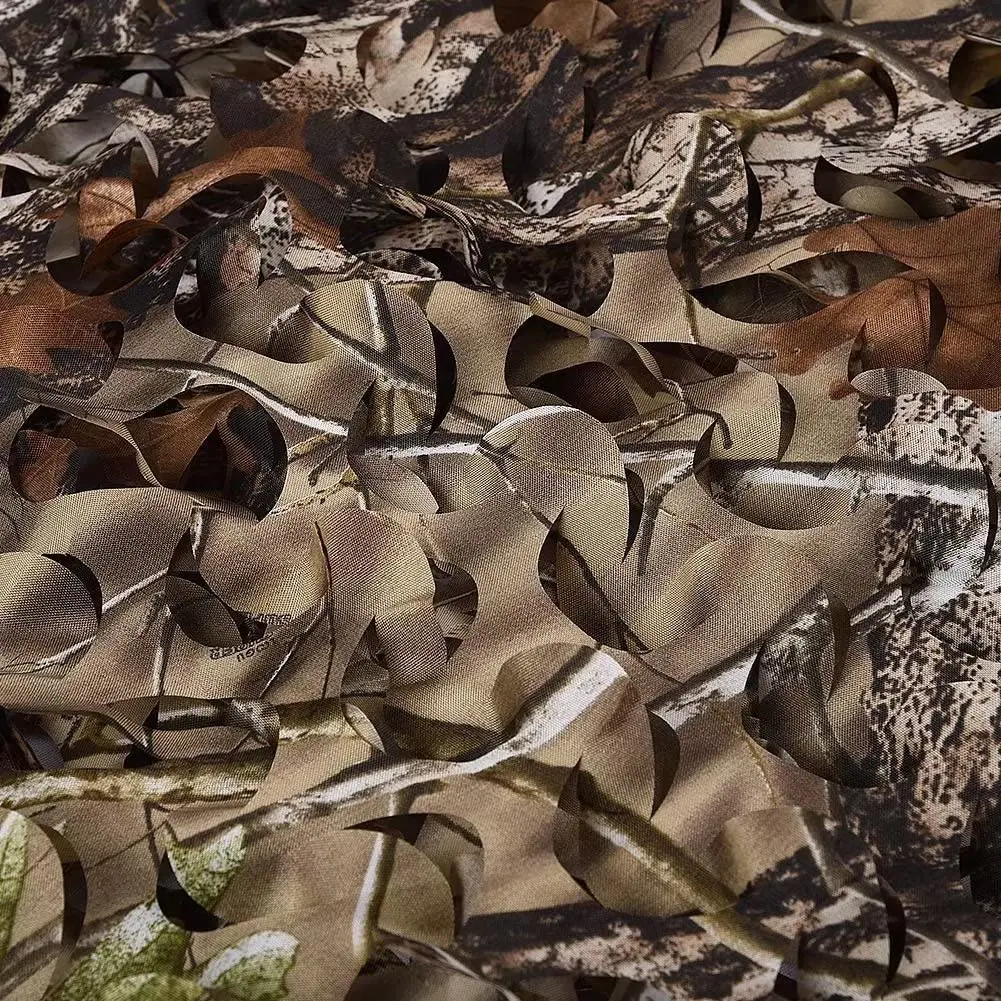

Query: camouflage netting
[2,1,1001,999]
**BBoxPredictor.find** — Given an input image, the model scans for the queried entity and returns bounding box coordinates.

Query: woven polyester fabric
[0,1,999,999]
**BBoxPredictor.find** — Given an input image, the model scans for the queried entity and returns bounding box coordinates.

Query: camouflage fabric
[1,0,1001,998]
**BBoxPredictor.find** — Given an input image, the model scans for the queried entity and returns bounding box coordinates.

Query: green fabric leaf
[196,931,299,1001]
[0,811,27,964]
[49,901,190,1001]
[168,826,247,911]
[96,974,208,1001]
[51,828,248,1001]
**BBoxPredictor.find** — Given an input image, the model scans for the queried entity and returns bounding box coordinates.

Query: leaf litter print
[3,0,1001,999]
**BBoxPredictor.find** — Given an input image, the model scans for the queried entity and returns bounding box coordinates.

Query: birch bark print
[0,0,1000,998]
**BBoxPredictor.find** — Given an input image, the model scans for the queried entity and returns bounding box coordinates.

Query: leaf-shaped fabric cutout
[49,902,191,1001]
[52,827,246,1000]
[196,931,298,1001]
[11,408,150,502]
[174,192,300,356]
[949,36,1001,108]
[130,391,262,486]
[358,9,502,117]
[0,274,124,419]
[165,534,268,649]
[709,809,898,993]
[479,406,627,520]
[12,388,287,517]
[693,252,911,326]
[50,220,182,298]
[743,585,869,786]
[487,240,613,314]
[765,207,1001,392]
[0,552,102,677]
[166,826,247,915]
[128,387,288,517]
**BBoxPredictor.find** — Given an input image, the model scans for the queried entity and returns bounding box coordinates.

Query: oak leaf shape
[766,205,1001,395]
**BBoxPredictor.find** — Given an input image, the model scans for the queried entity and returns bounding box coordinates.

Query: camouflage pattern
[0,1,1000,999]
